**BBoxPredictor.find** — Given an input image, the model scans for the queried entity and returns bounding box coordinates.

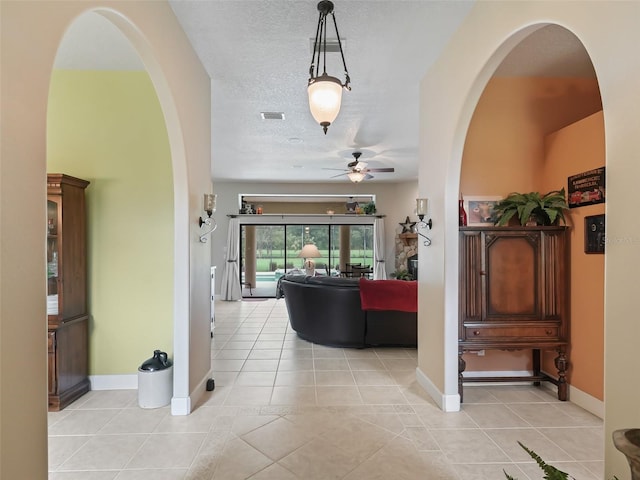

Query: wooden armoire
[47,174,91,411]
[458,226,569,402]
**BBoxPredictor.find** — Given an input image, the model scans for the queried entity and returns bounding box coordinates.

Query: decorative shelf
[399,233,417,246]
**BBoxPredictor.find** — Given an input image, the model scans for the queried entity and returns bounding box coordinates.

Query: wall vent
[309,38,346,54]
[260,112,285,120]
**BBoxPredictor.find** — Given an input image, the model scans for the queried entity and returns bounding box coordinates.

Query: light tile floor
[48,298,604,479]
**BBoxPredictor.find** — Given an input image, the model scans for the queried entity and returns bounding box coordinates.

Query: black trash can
[137,350,173,409]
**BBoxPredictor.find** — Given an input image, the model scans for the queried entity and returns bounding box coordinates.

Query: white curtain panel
[373,217,387,280]
[221,217,242,300]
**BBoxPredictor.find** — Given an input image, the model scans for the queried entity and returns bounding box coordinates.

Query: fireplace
[407,253,418,280]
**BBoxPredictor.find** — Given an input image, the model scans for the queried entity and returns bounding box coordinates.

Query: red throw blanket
[358,278,417,313]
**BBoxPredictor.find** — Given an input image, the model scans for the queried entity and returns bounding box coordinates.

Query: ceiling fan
[325,152,395,183]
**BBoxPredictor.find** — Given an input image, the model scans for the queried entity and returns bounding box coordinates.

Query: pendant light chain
[329,12,350,90]
[309,10,323,80]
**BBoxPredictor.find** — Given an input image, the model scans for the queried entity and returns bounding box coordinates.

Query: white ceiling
[54,3,596,184]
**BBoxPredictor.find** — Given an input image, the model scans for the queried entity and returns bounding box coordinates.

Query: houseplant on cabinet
[493,188,569,226]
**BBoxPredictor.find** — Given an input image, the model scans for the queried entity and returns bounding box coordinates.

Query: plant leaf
[520,203,537,225]
[495,209,516,226]
[503,469,518,480]
[517,442,574,480]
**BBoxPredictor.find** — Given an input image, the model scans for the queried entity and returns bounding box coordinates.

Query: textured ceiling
[54,4,596,184]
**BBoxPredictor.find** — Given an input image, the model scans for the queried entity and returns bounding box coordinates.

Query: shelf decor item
[458,199,467,226]
[362,201,376,215]
[492,189,569,226]
[463,196,501,226]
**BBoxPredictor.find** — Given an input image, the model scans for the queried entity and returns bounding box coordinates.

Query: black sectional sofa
[279,274,417,348]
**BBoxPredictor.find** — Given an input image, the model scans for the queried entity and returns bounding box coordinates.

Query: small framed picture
[464,196,502,226]
[585,214,605,254]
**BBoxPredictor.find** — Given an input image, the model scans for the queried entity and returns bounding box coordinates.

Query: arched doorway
[430,24,604,410]
[47,8,192,414]
[457,24,604,415]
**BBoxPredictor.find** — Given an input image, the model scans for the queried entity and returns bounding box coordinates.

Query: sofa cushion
[305,276,360,287]
[358,278,417,313]
[281,273,310,284]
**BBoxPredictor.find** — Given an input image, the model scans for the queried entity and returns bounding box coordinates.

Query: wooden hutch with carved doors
[458,226,569,402]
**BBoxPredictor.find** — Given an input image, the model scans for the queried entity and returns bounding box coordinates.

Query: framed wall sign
[568,167,606,208]
[585,214,605,254]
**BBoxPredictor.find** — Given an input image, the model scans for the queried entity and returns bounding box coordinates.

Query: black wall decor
[585,214,605,254]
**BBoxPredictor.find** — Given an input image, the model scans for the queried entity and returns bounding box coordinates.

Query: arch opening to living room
[46,8,195,414]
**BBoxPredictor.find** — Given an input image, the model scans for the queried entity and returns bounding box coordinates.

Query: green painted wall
[47,70,173,375]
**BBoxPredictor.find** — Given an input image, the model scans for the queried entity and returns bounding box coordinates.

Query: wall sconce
[416,198,432,246]
[199,193,217,243]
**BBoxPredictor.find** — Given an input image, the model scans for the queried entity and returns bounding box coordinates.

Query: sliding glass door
[240,223,374,298]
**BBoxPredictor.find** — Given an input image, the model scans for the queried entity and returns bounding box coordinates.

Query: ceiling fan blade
[367,167,394,173]
[330,172,349,178]
[365,173,374,180]
[322,167,349,171]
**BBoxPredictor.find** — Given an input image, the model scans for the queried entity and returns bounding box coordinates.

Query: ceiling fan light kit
[325,151,396,183]
[308,0,351,134]
[347,171,366,183]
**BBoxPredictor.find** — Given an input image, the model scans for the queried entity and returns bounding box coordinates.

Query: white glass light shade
[308,75,343,128]
[347,171,365,183]
[298,243,321,258]
[416,198,428,216]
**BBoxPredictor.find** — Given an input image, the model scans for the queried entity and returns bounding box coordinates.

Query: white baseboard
[181,368,213,415]
[171,395,191,416]
[464,370,604,419]
[415,367,460,412]
[539,377,604,419]
[89,374,137,390]
[89,370,214,417]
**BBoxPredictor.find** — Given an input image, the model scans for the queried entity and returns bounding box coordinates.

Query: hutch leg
[554,348,568,401]
[458,349,466,403]
[532,349,541,386]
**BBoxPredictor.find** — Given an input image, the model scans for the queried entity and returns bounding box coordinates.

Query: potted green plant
[390,269,413,281]
[493,188,569,226]
[362,201,377,215]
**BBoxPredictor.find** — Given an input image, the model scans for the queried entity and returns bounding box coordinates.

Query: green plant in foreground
[493,189,569,226]
[503,442,572,480]
[504,442,619,480]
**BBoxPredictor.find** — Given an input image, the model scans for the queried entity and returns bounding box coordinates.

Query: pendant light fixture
[308,0,351,134]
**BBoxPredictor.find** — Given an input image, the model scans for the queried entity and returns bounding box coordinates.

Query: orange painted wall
[540,112,605,400]
[460,77,602,387]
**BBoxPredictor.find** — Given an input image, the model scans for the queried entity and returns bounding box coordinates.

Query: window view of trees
[241,224,374,277]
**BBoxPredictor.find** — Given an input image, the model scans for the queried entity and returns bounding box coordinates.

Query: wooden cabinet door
[47,331,57,395]
[459,227,568,344]
[483,230,540,321]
